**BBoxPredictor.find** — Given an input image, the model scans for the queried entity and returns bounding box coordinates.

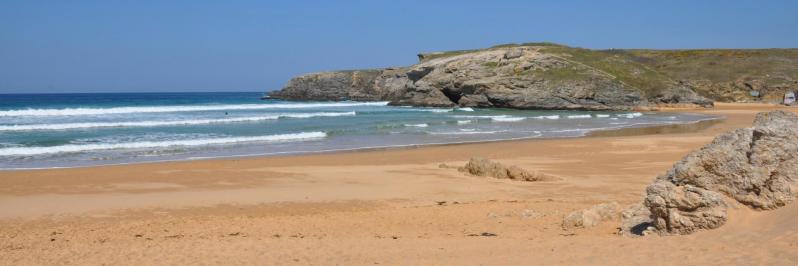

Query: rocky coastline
[267,43,798,110]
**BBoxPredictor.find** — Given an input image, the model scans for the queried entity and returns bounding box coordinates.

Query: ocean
[0,92,716,169]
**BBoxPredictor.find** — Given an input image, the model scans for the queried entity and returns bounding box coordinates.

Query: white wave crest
[429,130,505,135]
[404,123,429,127]
[0,132,327,156]
[492,116,526,122]
[617,112,644,118]
[423,109,453,113]
[0,112,356,132]
[456,107,475,112]
[595,114,610,118]
[277,111,356,119]
[532,115,560,120]
[456,120,472,125]
[0,102,387,117]
[567,114,592,119]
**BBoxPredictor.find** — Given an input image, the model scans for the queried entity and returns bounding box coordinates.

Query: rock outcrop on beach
[625,111,798,235]
[457,157,552,182]
[267,43,798,109]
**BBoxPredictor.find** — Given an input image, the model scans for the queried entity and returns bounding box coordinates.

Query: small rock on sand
[458,157,553,181]
[562,202,621,229]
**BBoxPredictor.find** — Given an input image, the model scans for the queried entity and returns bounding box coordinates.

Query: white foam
[492,116,525,122]
[617,112,644,118]
[567,114,592,119]
[424,108,454,113]
[404,123,429,128]
[0,132,327,156]
[0,112,356,131]
[532,115,560,120]
[456,120,472,125]
[596,114,610,118]
[452,115,491,119]
[277,111,356,119]
[429,130,505,135]
[454,115,527,122]
[0,102,387,117]
[457,107,475,112]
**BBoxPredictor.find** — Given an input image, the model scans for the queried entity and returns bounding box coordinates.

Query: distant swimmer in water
[225,112,228,115]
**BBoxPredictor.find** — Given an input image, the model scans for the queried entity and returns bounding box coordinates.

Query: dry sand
[1,103,797,265]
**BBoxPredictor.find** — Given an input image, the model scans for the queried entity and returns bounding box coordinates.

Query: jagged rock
[562,202,621,229]
[637,111,798,235]
[651,86,714,107]
[618,203,655,236]
[458,157,550,181]
[503,49,523,60]
[645,182,728,234]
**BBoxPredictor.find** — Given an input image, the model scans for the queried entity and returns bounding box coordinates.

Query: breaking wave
[0,112,356,131]
[0,102,386,117]
[0,132,328,156]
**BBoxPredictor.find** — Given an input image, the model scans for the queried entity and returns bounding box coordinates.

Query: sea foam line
[0,102,387,117]
[567,114,592,119]
[0,132,327,156]
[0,112,356,131]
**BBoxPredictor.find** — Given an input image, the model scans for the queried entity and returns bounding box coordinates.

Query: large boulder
[631,111,798,235]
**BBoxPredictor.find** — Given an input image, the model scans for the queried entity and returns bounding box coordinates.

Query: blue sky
[1,0,797,93]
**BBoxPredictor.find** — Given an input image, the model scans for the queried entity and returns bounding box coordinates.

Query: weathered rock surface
[267,45,715,110]
[650,86,714,108]
[618,203,656,236]
[631,111,798,235]
[645,182,728,234]
[562,202,621,229]
[270,44,798,107]
[458,157,551,182]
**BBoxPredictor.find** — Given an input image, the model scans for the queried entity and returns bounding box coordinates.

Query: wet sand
[1,103,797,265]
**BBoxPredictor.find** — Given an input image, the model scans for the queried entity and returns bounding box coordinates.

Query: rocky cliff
[268,43,798,110]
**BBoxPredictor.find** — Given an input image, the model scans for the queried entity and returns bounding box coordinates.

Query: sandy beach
[2,103,797,265]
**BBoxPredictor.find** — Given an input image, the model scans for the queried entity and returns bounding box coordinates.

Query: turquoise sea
[0,92,716,169]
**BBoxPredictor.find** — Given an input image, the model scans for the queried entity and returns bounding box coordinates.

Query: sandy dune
[1,103,797,265]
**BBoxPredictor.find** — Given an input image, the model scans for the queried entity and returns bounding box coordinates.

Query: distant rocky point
[267,43,798,110]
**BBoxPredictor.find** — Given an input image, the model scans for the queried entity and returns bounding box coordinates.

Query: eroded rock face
[267,46,688,110]
[635,111,798,235]
[562,202,621,229]
[651,86,714,108]
[644,182,728,234]
[618,203,655,236]
[458,157,551,182]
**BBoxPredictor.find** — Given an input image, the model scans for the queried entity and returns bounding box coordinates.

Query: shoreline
[0,111,720,172]
[2,102,798,265]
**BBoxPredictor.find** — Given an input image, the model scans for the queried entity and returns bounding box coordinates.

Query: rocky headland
[267,43,798,110]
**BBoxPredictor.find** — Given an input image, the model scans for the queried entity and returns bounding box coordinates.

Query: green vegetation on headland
[419,42,798,101]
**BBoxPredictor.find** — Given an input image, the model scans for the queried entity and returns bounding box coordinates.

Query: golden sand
[1,103,797,265]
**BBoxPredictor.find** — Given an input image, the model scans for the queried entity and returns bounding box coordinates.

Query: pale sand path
[1,103,797,265]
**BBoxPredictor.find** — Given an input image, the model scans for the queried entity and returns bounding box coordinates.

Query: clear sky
[1,0,797,93]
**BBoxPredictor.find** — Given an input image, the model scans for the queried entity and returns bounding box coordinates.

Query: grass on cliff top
[624,49,798,86]
[417,42,565,62]
[538,46,676,97]
[417,43,798,97]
